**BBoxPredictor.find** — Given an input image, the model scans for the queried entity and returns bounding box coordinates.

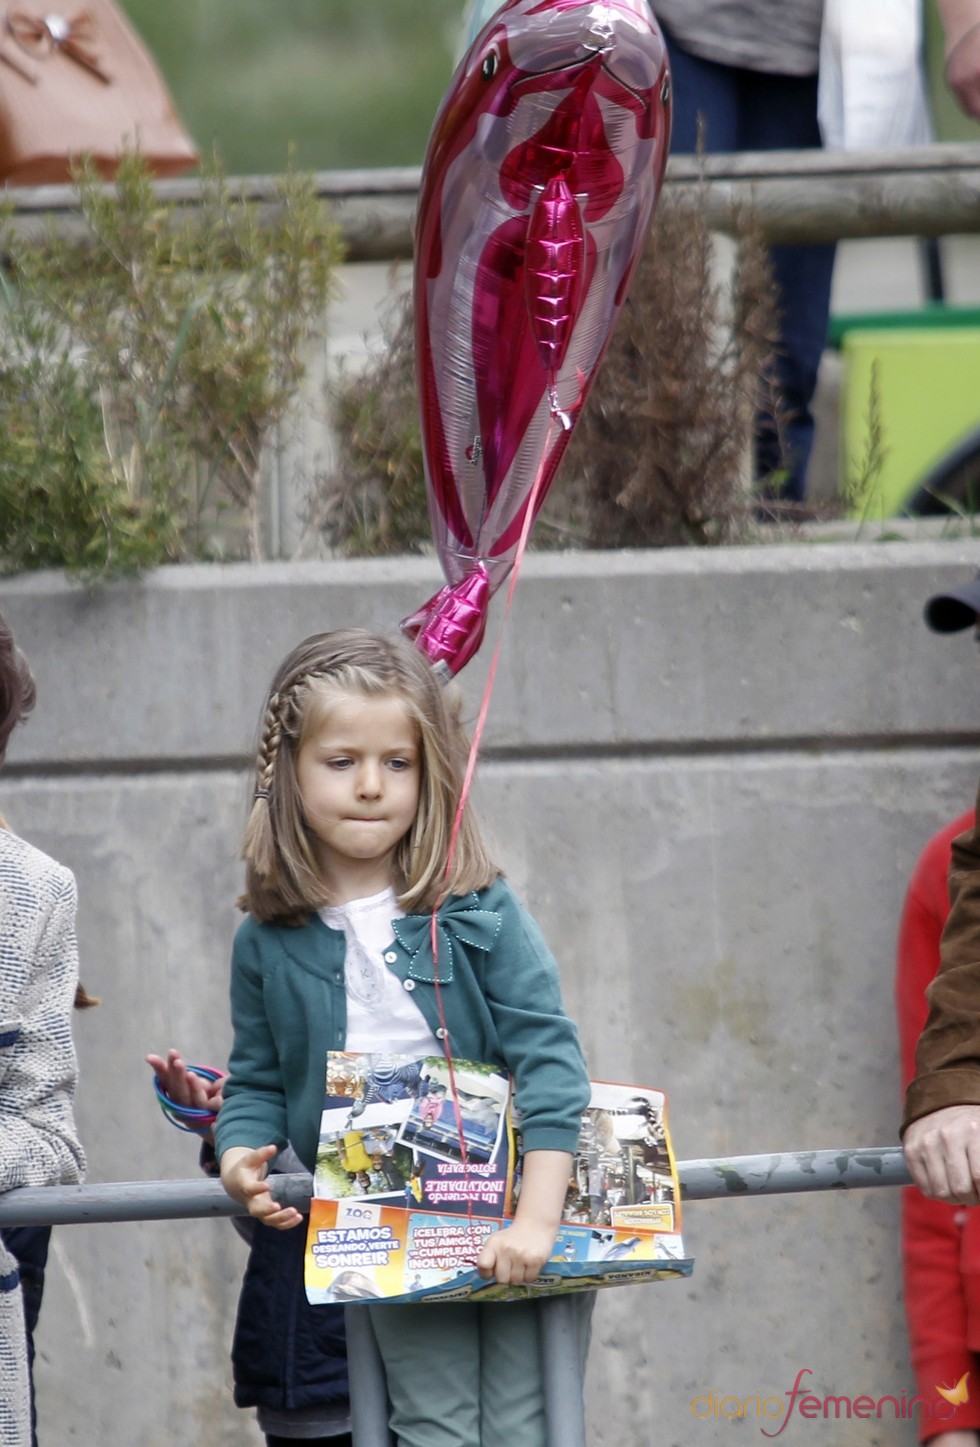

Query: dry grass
[563,187,780,546]
[322,185,782,554]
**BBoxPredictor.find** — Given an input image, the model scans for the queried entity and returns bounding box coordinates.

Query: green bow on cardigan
[392,893,503,983]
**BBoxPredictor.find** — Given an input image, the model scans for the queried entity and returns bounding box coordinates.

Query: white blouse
[319,886,440,1057]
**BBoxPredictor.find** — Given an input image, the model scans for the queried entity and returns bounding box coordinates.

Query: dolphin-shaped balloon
[403,0,671,675]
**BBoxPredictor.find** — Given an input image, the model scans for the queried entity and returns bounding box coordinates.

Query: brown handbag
[0,1,198,185]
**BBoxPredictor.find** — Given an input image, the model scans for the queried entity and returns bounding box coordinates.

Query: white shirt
[319,886,440,1057]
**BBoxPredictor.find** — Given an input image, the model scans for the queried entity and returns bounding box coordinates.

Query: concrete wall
[4,539,980,1446]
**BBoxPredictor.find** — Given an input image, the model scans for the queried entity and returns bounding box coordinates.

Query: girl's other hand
[219,1144,304,1230]
[146,1049,225,1113]
[476,1219,555,1286]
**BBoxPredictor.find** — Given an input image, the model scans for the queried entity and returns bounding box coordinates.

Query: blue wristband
[153,1064,225,1135]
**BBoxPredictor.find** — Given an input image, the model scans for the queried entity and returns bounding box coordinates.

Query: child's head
[241,629,497,922]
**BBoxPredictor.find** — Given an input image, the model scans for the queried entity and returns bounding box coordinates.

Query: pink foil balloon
[403,0,672,675]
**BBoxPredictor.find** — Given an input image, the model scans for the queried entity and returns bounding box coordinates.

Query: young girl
[215,628,591,1447]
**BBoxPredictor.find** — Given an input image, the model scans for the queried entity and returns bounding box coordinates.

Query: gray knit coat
[0,831,85,1447]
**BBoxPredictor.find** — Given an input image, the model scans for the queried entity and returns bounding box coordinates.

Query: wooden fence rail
[5,143,980,259]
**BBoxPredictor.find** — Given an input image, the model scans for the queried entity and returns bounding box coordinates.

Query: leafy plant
[319,289,431,556]
[841,359,890,535]
[0,152,343,578]
[0,270,178,575]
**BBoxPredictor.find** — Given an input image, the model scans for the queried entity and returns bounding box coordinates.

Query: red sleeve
[896,811,980,1441]
[902,1188,980,1439]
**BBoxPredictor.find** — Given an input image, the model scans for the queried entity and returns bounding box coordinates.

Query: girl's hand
[477,1219,556,1285]
[476,1148,572,1285]
[929,1433,980,1446]
[219,1144,303,1230]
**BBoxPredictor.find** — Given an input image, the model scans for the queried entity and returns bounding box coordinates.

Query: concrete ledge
[3,540,980,766]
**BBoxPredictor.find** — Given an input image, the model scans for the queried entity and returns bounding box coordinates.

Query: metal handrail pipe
[0,1146,912,1226]
[678,1144,912,1199]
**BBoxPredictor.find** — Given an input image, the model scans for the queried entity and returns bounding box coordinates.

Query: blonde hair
[240,629,499,923]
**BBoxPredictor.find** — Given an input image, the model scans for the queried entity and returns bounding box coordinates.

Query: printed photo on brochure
[304,1052,694,1305]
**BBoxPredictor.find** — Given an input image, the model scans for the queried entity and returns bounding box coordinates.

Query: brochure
[304,1052,694,1304]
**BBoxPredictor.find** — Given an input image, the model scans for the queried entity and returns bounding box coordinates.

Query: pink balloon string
[428,413,560,1233]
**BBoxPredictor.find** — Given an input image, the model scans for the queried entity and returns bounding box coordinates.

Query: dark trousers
[265,1437,353,1447]
[662,27,837,501]
[1,1225,51,1447]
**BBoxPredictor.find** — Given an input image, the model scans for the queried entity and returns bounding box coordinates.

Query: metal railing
[0,1145,913,1447]
[0,1145,913,1226]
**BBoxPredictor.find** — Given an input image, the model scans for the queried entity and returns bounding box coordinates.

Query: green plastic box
[841,327,980,515]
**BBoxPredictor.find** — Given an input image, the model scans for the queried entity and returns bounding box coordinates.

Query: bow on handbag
[2,9,110,84]
[0,0,198,185]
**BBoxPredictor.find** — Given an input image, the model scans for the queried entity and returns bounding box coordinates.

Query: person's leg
[265,1436,353,1447]
[659,33,834,500]
[659,26,740,153]
[754,239,836,500]
[368,1301,481,1447]
[0,1227,48,1447]
[735,70,836,501]
[0,1247,31,1447]
[478,1300,546,1447]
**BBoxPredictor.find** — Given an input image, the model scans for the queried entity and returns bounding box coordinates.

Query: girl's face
[296,690,421,902]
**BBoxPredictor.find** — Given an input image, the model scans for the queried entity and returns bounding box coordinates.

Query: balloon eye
[661,75,670,106]
[481,50,498,80]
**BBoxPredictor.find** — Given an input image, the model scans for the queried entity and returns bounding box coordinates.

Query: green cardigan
[215,878,590,1172]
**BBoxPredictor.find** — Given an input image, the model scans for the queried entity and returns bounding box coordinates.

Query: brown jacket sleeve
[903,784,980,1132]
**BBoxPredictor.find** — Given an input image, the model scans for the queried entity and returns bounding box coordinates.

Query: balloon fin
[401,566,491,677]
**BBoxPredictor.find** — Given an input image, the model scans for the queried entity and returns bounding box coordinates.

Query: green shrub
[319,292,430,556]
[0,153,343,579]
[0,308,177,574]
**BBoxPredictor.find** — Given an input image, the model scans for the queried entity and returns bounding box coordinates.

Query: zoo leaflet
[303,1052,694,1305]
